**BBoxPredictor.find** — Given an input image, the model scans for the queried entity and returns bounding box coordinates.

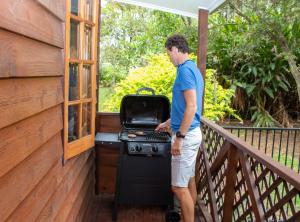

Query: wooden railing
[196,118,300,222]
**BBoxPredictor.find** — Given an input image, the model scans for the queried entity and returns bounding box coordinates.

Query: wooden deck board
[90,193,204,222]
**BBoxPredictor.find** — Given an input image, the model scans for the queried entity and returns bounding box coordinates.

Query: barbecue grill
[112,88,173,221]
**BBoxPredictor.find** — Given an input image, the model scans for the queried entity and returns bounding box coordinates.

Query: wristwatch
[176,131,185,139]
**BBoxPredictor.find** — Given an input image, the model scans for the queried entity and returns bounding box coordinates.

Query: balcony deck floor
[89,193,204,222]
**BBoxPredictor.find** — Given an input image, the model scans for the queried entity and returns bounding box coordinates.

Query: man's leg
[188,176,197,205]
[172,186,194,222]
[174,177,196,213]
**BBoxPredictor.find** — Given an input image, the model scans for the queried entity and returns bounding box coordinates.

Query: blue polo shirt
[171,60,204,132]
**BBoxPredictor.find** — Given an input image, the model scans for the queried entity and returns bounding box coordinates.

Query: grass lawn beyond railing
[222,126,300,216]
[98,87,114,111]
[223,126,300,173]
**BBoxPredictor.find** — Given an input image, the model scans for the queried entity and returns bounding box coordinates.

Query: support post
[197,8,209,113]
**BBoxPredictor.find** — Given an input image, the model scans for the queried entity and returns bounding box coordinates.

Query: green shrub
[103,54,241,122]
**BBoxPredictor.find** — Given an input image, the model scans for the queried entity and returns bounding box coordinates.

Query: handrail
[196,117,300,222]
[202,118,300,189]
[223,126,300,131]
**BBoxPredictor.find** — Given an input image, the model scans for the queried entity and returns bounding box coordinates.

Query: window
[64,0,99,160]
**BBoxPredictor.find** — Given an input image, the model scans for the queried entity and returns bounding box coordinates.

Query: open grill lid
[120,87,170,129]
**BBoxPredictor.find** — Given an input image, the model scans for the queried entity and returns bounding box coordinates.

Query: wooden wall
[95,113,121,194]
[0,1,95,221]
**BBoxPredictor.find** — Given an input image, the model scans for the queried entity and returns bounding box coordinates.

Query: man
[156,35,204,222]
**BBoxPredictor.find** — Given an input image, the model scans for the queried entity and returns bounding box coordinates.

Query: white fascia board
[112,0,198,18]
[208,0,227,13]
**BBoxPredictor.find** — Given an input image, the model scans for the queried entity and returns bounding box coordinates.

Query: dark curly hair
[165,34,190,53]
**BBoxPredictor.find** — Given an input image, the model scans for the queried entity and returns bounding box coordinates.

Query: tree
[207,0,299,126]
[100,2,198,86]
[229,0,300,102]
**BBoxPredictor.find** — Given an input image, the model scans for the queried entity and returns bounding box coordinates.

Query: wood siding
[95,113,121,194]
[0,1,95,221]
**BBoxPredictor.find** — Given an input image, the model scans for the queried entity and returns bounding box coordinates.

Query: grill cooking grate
[145,132,170,141]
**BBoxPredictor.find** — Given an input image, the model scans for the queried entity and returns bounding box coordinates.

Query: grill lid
[120,87,170,129]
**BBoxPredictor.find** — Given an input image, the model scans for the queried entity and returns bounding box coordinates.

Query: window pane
[83,25,92,60]
[71,0,79,16]
[68,105,79,142]
[69,63,79,101]
[82,103,91,137]
[70,20,79,59]
[82,65,91,99]
[84,0,94,21]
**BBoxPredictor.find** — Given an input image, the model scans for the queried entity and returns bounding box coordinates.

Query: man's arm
[171,89,197,155]
[179,89,197,135]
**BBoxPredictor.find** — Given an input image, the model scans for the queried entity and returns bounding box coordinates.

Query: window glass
[68,105,79,142]
[82,65,91,99]
[71,0,79,16]
[84,0,94,21]
[83,25,92,60]
[82,103,91,136]
[69,63,80,101]
[70,20,79,59]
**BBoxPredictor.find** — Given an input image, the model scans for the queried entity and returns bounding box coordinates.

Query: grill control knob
[136,145,142,152]
[152,145,158,153]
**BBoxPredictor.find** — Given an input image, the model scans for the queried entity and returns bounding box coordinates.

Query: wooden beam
[222,144,239,222]
[197,8,208,113]
[197,8,209,77]
[239,152,265,222]
[210,140,231,176]
[197,199,213,222]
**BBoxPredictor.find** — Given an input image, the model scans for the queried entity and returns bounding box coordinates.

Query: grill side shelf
[95,132,121,147]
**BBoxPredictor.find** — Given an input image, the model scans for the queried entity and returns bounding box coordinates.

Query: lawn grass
[98,87,114,111]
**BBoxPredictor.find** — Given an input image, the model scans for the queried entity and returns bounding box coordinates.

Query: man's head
[165,35,190,66]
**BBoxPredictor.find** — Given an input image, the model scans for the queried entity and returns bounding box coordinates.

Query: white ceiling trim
[207,0,227,13]
[112,0,200,18]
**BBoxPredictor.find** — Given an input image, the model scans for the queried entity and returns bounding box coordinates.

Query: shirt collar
[177,59,191,68]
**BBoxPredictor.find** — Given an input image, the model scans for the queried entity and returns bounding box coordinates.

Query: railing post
[222,144,239,222]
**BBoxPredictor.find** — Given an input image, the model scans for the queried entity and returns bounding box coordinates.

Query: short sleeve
[177,67,196,90]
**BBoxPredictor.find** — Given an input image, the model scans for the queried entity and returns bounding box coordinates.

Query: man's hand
[171,138,183,155]
[155,120,170,132]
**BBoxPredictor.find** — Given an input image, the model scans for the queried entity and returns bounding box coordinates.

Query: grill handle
[136,87,155,95]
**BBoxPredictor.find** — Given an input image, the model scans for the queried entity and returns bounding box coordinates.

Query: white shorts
[171,127,202,188]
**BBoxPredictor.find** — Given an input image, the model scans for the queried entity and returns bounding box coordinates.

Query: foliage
[207,0,300,126]
[100,2,198,86]
[99,0,299,126]
[103,54,241,122]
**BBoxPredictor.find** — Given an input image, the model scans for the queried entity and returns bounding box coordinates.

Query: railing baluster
[251,129,254,145]
[278,130,283,162]
[271,129,276,158]
[264,129,269,154]
[285,130,290,166]
[291,130,297,171]
[258,129,262,150]
[298,148,300,173]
